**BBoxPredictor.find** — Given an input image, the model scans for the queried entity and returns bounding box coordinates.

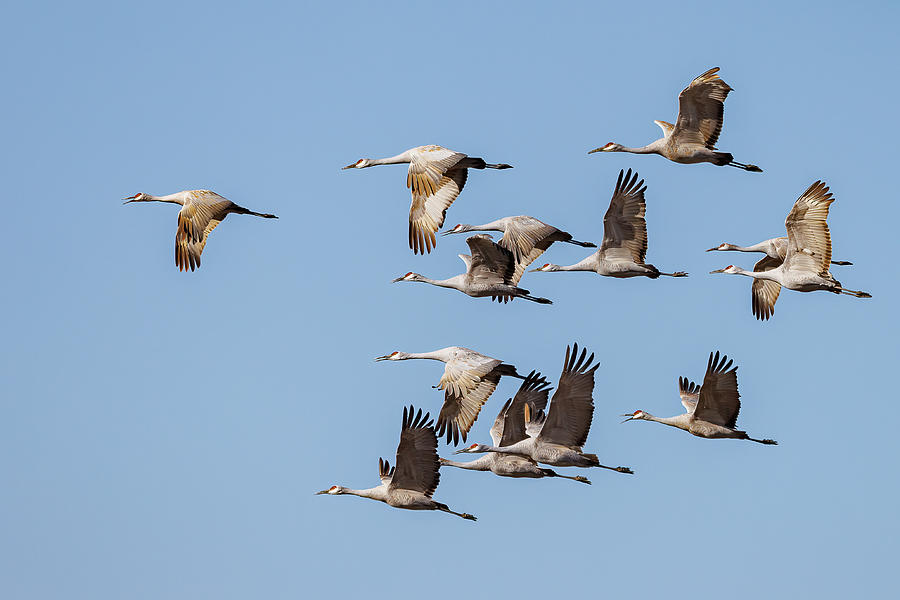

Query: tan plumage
[124,189,277,272]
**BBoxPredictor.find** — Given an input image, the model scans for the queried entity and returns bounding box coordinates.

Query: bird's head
[391,271,424,283]
[707,243,734,252]
[122,193,150,204]
[342,158,371,170]
[620,410,647,423]
[453,443,489,455]
[374,351,410,362]
[588,142,621,154]
[441,224,471,236]
[315,485,345,495]
[709,265,740,275]
[530,263,560,272]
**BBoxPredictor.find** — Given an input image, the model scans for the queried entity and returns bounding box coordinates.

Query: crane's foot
[575,476,592,485]
[616,466,634,474]
[461,513,477,521]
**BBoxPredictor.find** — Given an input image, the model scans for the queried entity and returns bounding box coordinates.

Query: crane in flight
[442,216,596,286]
[621,351,777,445]
[710,180,871,319]
[392,234,552,304]
[455,343,633,475]
[588,67,761,171]
[123,190,277,272]
[531,169,688,279]
[375,346,526,445]
[439,372,591,484]
[342,145,512,254]
[316,405,476,520]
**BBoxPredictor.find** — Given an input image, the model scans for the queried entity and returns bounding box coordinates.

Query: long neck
[724,242,769,253]
[556,256,597,271]
[148,193,186,205]
[403,350,448,361]
[421,275,465,291]
[645,413,689,431]
[369,151,411,166]
[344,486,387,502]
[468,219,506,233]
[440,456,492,471]
[734,266,780,282]
[618,139,664,155]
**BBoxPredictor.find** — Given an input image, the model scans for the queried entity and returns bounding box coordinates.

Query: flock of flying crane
[124,67,872,521]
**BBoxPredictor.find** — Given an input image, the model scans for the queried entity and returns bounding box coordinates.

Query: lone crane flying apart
[440,372,591,484]
[622,351,777,445]
[442,216,596,287]
[123,190,277,272]
[456,343,633,475]
[316,405,476,521]
[342,145,512,254]
[375,346,526,445]
[393,234,553,304]
[531,169,688,279]
[588,67,762,172]
[710,180,871,320]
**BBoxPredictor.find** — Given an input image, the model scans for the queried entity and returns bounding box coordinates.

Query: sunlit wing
[174,192,232,272]
[751,255,782,321]
[784,180,834,276]
[438,374,501,445]
[407,147,468,254]
[538,344,598,449]
[378,457,395,487]
[438,350,501,399]
[677,376,700,413]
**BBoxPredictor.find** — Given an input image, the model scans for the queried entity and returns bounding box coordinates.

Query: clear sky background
[2,1,898,598]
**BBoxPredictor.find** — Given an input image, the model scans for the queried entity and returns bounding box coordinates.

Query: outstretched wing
[673,67,732,149]
[784,180,834,276]
[498,216,561,265]
[752,255,783,321]
[601,169,648,264]
[538,344,599,448]
[465,234,515,285]
[437,371,502,446]
[407,147,468,254]
[678,376,700,413]
[390,406,440,497]
[693,351,741,429]
[499,371,552,447]
[175,191,232,272]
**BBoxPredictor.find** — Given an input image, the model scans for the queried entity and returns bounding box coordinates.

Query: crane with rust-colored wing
[316,405,476,520]
[622,351,777,444]
[342,145,512,254]
[123,190,277,272]
[589,67,761,171]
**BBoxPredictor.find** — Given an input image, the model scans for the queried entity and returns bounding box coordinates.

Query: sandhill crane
[455,344,633,475]
[710,180,871,319]
[439,372,591,484]
[442,216,596,290]
[531,169,688,279]
[392,234,553,304]
[123,190,277,272]
[588,67,762,172]
[316,405,476,520]
[621,351,777,445]
[708,237,853,267]
[342,145,512,254]
[375,346,526,445]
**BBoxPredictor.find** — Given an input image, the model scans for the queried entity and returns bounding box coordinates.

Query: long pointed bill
[315,489,330,495]
[620,414,636,424]
[391,277,406,283]
[440,230,457,236]
[705,247,719,252]
[341,163,357,170]
[122,194,140,204]
[587,147,604,154]
[452,448,469,455]
[374,355,392,361]
[709,268,727,274]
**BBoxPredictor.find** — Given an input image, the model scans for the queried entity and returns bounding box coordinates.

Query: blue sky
[2,1,898,598]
